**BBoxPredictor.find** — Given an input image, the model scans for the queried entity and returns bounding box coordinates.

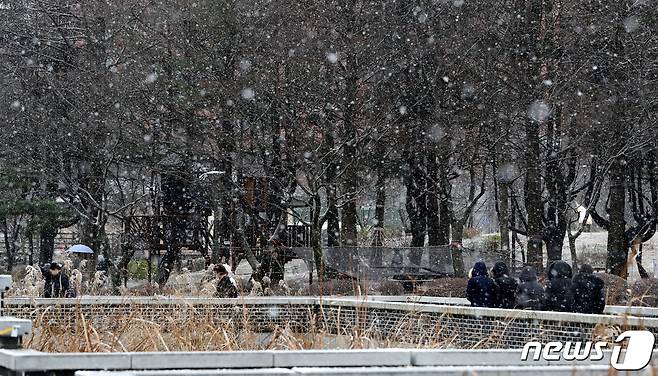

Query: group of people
[466,260,606,314]
[39,259,238,298]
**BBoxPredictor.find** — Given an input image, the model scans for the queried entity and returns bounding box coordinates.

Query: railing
[4,296,658,350]
[288,246,508,278]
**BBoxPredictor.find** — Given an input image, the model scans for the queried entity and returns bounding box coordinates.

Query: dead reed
[21,302,469,352]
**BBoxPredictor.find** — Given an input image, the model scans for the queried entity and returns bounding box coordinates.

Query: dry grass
[21,304,418,352]
[417,278,467,297]
[25,306,312,352]
[16,294,651,354]
[20,302,515,353]
[23,302,634,354]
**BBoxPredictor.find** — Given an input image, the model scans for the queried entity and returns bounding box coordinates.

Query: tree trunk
[118,244,135,288]
[235,204,261,278]
[373,171,386,244]
[341,202,358,247]
[2,221,14,273]
[568,233,578,272]
[438,200,451,245]
[28,233,34,266]
[516,0,545,272]
[427,152,441,246]
[326,192,340,247]
[451,221,466,277]
[39,226,58,265]
[310,195,324,285]
[525,121,544,271]
[340,72,359,247]
[323,183,340,279]
[426,151,444,272]
[545,228,565,266]
[325,130,341,249]
[466,167,476,229]
[79,211,105,281]
[157,242,179,287]
[498,180,511,253]
[405,157,426,273]
[494,149,511,254]
[371,170,386,267]
[606,157,628,277]
[211,214,222,263]
[311,227,322,286]
[406,152,427,248]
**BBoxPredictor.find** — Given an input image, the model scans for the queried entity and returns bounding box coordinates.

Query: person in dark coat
[214,264,238,298]
[544,260,575,312]
[43,262,70,298]
[96,255,108,273]
[491,261,518,309]
[466,261,497,308]
[516,266,545,310]
[571,264,605,314]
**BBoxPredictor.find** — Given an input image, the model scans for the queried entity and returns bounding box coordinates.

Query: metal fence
[288,246,509,280]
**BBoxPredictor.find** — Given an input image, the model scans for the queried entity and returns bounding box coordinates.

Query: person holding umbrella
[66,244,94,255]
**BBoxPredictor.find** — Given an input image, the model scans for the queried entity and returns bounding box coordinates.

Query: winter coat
[516,266,545,310]
[96,259,108,273]
[466,261,497,308]
[544,261,575,312]
[44,273,71,298]
[216,276,239,298]
[572,271,605,314]
[492,262,518,309]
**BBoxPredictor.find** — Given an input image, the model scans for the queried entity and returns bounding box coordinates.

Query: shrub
[463,228,481,239]
[419,277,468,298]
[629,278,658,307]
[127,260,158,280]
[378,280,405,295]
[483,234,501,252]
[190,257,207,272]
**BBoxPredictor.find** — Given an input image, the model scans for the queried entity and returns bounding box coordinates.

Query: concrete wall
[0,348,654,375]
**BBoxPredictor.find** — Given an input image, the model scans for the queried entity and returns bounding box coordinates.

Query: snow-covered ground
[563,231,658,276]
[481,231,658,276]
[389,231,658,276]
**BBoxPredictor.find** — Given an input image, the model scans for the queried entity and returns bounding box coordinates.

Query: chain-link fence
[288,246,509,280]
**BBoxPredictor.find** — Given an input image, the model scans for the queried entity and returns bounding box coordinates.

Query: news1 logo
[521,330,655,370]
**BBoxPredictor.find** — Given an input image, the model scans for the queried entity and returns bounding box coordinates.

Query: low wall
[4,296,658,350]
[364,295,658,317]
[1,348,654,375]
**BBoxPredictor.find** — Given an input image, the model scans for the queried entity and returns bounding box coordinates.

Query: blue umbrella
[65,244,94,254]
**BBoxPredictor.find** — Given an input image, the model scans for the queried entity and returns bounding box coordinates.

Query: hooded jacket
[571,265,605,314]
[516,266,545,310]
[44,272,70,298]
[544,261,575,312]
[492,262,518,309]
[466,261,497,308]
[216,275,239,298]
